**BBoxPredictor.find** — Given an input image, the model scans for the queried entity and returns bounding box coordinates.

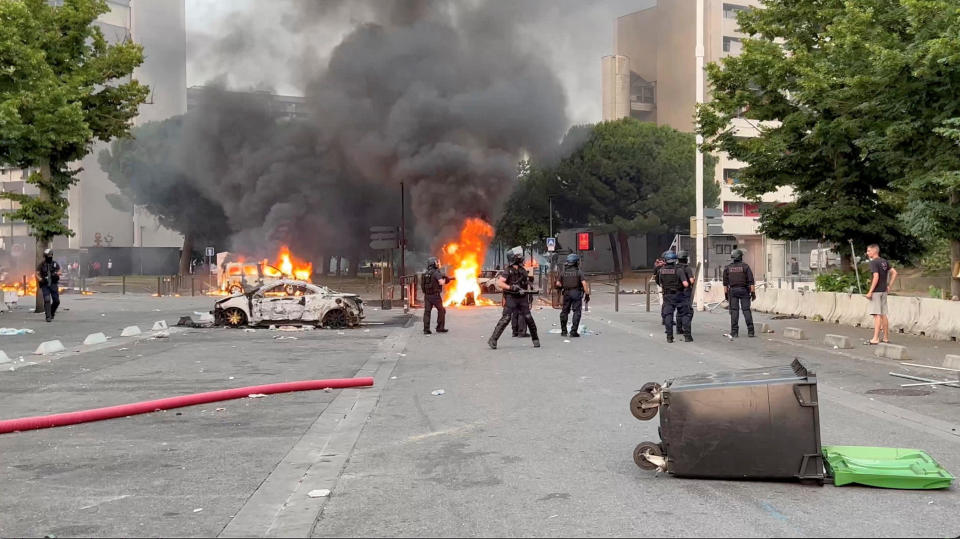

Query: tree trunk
[950,239,960,300]
[34,160,53,314]
[348,251,359,277]
[617,230,632,273]
[178,232,194,276]
[840,253,853,273]
[336,255,342,276]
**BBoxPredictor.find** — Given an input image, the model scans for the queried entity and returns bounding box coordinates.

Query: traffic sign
[205,246,215,257]
[545,237,556,252]
[370,232,397,241]
[370,225,398,250]
[369,239,398,250]
[369,226,396,233]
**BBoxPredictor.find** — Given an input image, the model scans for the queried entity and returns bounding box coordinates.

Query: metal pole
[122,274,126,295]
[400,181,405,302]
[645,277,651,312]
[191,276,195,297]
[848,239,862,294]
[615,276,620,312]
[549,197,553,238]
[157,276,162,297]
[694,0,706,312]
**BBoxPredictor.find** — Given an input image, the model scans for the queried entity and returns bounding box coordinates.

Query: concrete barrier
[797,290,817,318]
[773,289,800,315]
[760,323,773,333]
[834,293,871,327]
[824,334,853,349]
[83,332,108,345]
[120,326,142,337]
[914,298,942,338]
[886,295,921,335]
[945,355,960,370]
[753,288,777,313]
[152,320,168,331]
[812,292,838,323]
[783,327,807,340]
[928,300,960,341]
[34,340,65,355]
[874,343,909,360]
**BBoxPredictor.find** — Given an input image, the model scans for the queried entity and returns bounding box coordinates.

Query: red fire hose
[0,377,374,435]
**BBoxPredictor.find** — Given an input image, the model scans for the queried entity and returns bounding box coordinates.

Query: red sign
[577,232,593,251]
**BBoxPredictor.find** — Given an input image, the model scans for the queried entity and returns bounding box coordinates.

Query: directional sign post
[370,226,399,250]
[545,237,557,252]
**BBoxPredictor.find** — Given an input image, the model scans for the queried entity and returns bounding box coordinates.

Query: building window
[723,3,750,19]
[723,36,743,55]
[724,201,745,216]
[723,168,742,185]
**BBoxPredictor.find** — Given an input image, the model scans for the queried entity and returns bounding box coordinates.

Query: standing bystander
[865,244,898,344]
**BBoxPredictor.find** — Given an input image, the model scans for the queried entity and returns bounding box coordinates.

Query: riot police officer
[655,251,690,343]
[675,250,695,337]
[723,249,756,338]
[556,253,589,337]
[37,248,61,323]
[421,257,451,335]
[488,252,540,349]
[511,270,532,338]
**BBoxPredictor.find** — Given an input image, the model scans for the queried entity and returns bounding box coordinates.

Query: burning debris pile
[441,218,496,307]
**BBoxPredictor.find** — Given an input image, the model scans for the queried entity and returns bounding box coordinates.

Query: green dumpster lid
[822,445,954,490]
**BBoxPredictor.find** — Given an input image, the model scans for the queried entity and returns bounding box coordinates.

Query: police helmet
[663,251,678,263]
[565,253,580,266]
[731,249,744,262]
[677,250,689,263]
[426,257,439,269]
[509,252,524,266]
[43,248,53,258]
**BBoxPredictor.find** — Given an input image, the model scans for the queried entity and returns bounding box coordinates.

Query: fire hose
[0,377,374,435]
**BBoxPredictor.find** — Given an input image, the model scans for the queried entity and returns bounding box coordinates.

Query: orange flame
[440,218,497,307]
[263,246,313,282]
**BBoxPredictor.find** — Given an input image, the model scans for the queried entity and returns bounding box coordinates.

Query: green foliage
[496,119,719,248]
[814,269,870,293]
[698,0,921,263]
[0,0,149,242]
[929,285,944,299]
[918,237,952,274]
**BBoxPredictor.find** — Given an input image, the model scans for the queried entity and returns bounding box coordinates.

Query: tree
[495,161,550,252]
[0,0,148,309]
[697,0,920,270]
[99,118,232,276]
[555,119,718,270]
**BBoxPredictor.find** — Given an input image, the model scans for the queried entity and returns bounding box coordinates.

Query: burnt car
[213,280,364,329]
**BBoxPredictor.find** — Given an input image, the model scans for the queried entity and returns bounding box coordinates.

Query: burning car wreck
[212,280,364,329]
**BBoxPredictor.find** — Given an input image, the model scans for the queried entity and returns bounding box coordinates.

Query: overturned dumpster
[631,359,954,489]
[631,359,825,483]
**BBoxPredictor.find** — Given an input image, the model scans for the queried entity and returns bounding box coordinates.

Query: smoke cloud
[125,0,595,265]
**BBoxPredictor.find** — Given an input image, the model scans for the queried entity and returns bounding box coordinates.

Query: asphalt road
[0,291,957,537]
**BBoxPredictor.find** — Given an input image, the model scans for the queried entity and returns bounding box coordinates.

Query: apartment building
[602,0,796,279]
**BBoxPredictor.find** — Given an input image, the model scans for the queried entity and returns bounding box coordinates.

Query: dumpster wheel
[633,441,665,471]
[630,391,659,421]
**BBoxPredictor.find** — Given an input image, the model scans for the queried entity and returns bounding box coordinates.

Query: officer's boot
[560,315,568,337]
[666,333,674,343]
[526,315,540,348]
[488,316,510,350]
[747,325,756,338]
[683,330,693,342]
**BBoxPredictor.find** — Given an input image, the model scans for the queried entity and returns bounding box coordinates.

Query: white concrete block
[120,326,142,337]
[944,354,960,370]
[823,334,853,349]
[34,340,65,355]
[760,323,773,333]
[83,332,108,345]
[151,320,168,331]
[0,351,10,364]
[874,343,910,360]
[783,327,807,340]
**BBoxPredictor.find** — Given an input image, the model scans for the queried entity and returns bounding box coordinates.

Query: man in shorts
[865,244,898,344]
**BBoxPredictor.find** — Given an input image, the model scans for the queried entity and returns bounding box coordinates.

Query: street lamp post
[694,0,706,311]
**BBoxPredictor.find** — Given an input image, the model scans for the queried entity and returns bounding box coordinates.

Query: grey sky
[185,0,653,127]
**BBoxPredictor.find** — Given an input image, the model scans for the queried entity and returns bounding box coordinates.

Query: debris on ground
[193,508,203,513]
[152,331,170,339]
[215,407,225,412]
[243,328,256,333]
[248,393,267,398]
[0,328,35,336]
[431,389,445,396]
[548,329,563,334]
[274,335,298,340]
[324,387,333,392]
[722,333,734,341]
[308,489,331,498]
[176,316,211,328]
[564,339,571,343]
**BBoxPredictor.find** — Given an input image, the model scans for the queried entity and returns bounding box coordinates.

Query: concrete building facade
[602,0,797,279]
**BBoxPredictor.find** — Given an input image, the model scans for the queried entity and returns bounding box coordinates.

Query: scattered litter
[324,387,333,392]
[363,329,370,333]
[274,335,299,340]
[563,339,571,343]
[337,331,346,335]
[243,328,256,333]
[649,333,654,337]
[152,331,170,339]
[193,312,214,322]
[833,345,839,350]
[268,325,277,330]
[193,508,203,513]
[100,313,106,317]
[390,376,397,380]
[215,407,225,412]
[0,328,34,336]
[431,389,445,396]
[398,353,406,357]
[152,320,168,330]
[248,393,267,398]
[276,325,307,332]
[548,514,559,519]
[722,333,734,341]
[308,489,331,498]
[548,329,563,334]
[118,348,128,351]
[228,376,235,380]
[153,309,161,312]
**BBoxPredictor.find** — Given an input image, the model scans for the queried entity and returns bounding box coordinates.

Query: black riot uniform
[676,251,695,336]
[655,251,690,343]
[421,258,448,334]
[488,254,540,349]
[557,254,586,337]
[511,273,532,337]
[723,249,756,337]
[37,249,61,322]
